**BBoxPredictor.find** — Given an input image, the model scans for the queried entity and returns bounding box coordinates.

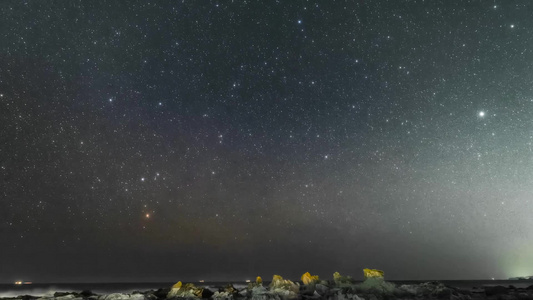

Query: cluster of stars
[1,0,532,282]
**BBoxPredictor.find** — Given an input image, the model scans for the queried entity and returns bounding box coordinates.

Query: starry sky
[1,0,533,283]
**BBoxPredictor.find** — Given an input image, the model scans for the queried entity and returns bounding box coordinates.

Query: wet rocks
[99,293,145,300]
[167,282,209,299]
[6,276,533,300]
[333,272,355,287]
[314,283,330,296]
[269,275,299,299]
[485,285,509,297]
[212,285,238,300]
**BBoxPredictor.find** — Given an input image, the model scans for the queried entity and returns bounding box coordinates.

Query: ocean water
[0,283,174,298]
[1,280,532,298]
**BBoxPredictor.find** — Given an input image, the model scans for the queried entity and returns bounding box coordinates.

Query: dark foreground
[2,279,533,300]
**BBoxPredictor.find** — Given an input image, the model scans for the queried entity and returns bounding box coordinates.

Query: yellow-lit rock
[184,283,204,298]
[167,282,204,298]
[223,284,237,294]
[171,281,182,289]
[363,268,384,279]
[301,272,320,285]
[269,275,299,296]
[272,275,283,283]
[333,272,353,286]
[247,276,264,290]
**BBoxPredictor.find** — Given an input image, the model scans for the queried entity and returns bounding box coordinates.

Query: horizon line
[2,278,528,285]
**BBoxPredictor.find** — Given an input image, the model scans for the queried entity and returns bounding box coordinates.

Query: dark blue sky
[1,0,533,282]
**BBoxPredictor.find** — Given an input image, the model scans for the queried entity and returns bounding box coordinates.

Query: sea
[1,280,532,298]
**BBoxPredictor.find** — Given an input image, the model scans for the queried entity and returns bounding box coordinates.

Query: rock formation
[300,272,320,285]
[268,275,299,299]
[247,276,264,290]
[166,281,207,299]
[363,268,384,279]
[333,271,354,286]
[509,276,533,280]
[8,270,533,300]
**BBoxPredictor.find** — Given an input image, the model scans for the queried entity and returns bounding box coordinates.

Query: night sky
[2,0,533,283]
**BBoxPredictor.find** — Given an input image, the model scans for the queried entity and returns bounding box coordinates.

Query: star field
[1,0,533,282]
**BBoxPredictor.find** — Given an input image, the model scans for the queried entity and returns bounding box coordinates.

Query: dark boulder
[80,290,95,297]
[485,285,508,296]
[152,288,170,299]
[200,288,214,299]
[315,283,330,296]
[299,284,315,296]
[517,293,533,300]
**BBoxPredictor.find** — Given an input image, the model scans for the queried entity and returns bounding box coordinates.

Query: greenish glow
[503,243,533,278]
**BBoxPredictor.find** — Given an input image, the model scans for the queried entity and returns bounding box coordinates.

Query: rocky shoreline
[3,275,533,300]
